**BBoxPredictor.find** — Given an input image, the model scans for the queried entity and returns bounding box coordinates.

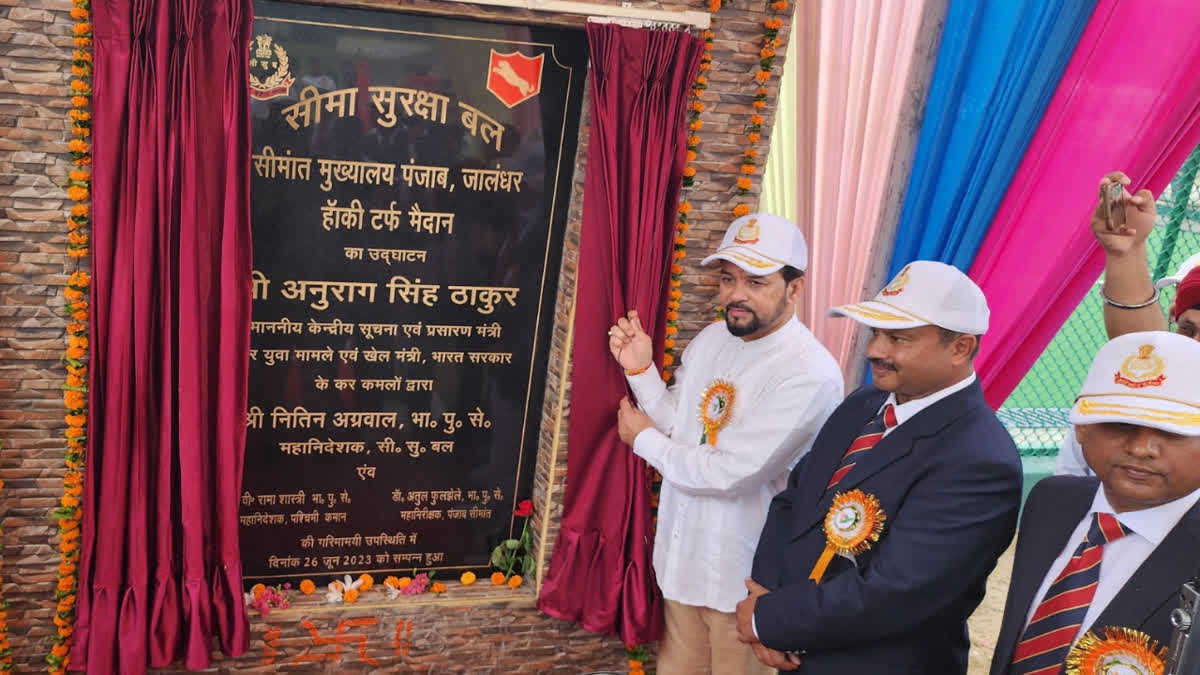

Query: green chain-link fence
[999,143,1200,487]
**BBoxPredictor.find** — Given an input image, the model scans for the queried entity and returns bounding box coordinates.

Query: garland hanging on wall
[733,1,788,218]
[49,1,94,672]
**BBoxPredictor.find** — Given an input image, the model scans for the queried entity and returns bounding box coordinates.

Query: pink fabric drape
[538,24,702,644]
[970,0,1200,409]
[75,0,253,671]
[786,1,942,382]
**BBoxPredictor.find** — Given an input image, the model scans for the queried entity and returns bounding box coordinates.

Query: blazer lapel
[992,479,1096,673]
[1088,503,1200,635]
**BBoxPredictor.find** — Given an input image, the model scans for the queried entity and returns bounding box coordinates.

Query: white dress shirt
[876,372,977,435]
[626,317,844,613]
[1023,484,1200,640]
[1054,430,1095,477]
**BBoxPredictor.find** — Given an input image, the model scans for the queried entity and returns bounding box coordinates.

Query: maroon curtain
[74,0,253,671]
[538,24,702,644]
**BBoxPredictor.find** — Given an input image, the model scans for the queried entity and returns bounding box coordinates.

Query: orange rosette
[809,490,886,583]
[697,380,735,445]
[1065,627,1166,675]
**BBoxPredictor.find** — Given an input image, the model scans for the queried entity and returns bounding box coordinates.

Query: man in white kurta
[609,213,843,675]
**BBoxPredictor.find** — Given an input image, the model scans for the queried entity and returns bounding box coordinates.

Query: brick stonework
[0,0,791,671]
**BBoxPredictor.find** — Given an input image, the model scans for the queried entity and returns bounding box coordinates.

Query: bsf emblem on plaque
[249,34,295,101]
[487,49,544,108]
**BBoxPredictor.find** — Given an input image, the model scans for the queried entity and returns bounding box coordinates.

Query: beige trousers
[657,598,775,675]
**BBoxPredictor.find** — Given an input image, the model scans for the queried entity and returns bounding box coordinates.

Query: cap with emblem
[700,213,808,275]
[829,260,989,335]
[1070,331,1200,436]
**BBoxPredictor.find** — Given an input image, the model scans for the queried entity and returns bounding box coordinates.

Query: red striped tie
[825,403,897,491]
[1009,512,1131,675]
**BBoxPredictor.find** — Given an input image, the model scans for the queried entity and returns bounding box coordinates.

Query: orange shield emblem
[487,49,544,108]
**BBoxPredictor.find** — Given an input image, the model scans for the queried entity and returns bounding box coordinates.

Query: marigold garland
[733,2,789,217]
[49,2,93,673]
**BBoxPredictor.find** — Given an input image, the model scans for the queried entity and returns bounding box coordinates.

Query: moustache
[726,302,753,313]
[868,358,897,371]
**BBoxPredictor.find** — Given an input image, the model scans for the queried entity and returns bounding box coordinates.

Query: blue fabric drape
[884,0,1097,279]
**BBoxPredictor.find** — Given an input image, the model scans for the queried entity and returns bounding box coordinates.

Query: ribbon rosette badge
[1065,626,1166,675]
[698,380,735,445]
[809,490,886,583]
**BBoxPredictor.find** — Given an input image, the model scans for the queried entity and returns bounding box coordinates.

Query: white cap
[1154,250,1200,289]
[700,213,808,275]
[1070,331,1200,436]
[829,260,989,335]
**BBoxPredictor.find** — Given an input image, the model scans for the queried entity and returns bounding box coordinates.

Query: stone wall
[0,0,792,671]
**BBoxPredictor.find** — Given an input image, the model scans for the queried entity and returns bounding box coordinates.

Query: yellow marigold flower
[460,571,476,586]
[507,574,523,589]
[299,579,316,594]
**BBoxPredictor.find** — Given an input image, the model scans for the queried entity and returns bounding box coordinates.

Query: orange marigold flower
[68,247,90,259]
[70,203,89,217]
[745,148,759,158]
[662,353,674,367]
[703,41,713,51]
[741,164,755,175]
[490,572,506,585]
[460,571,476,586]
[631,670,646,675]
[686,150,696,162]
[431,582,446,594]
[69,271,90,286]
[689,120,703,131]
[696,75,708,85]
[62,495,80,508]
[678,202,692,214]
[733,204,751,217]
[665,326,678,336]
[70,7,89,19]
[687,135,700,147]
[72,65,88,77]
[673,249,686,260]
[70,79,88,92]
[358,573,374,591]
[51,643,70,658]
[708,0,721,11]
[68,139,90,154]
[507,574,523,589]
[671,264,683,275]
[69,109,91,122]
[698,61,710,71]
[68,336,88,350]
[765,18,784,29]
[64,425,84,438]
[677,221,689,232]
[65,484,82,497]
[384,576,401,588]
[397,576,412,588]
[73,23,92,35]
[76,50,93,62]
[760,47,775,59]
[675,234,687,246]
[67,218,83,231]
[74,37,92,48]
[753,100,767,109]
[748,132,761,144]
[299,579,316,595]
[737,177,752,190]
[67,185,89,202]
[58,561,76,576]
[72,309,89,321]
[65,414,86,427]
[344,588,359,603]
[754,71,771,84]
[771,0,788,10]
[756,87,768,96]
[670,289,683,300]
[69,170,90,182]
[58,575,76,591]
[71,95,89,108]
[690,101,704,112]
[64,288,84,301]
[64,471,82,485]
[682,166,696,178]
[751,115,765,125]
[72,125,91,137]
[664,338,676,349]
[69,231,89,246]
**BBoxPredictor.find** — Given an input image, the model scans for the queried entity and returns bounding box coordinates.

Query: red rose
[514,499,533,517]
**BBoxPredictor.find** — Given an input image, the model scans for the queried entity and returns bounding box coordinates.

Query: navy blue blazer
[751,381,1023,674]
[989,475,1200,675]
